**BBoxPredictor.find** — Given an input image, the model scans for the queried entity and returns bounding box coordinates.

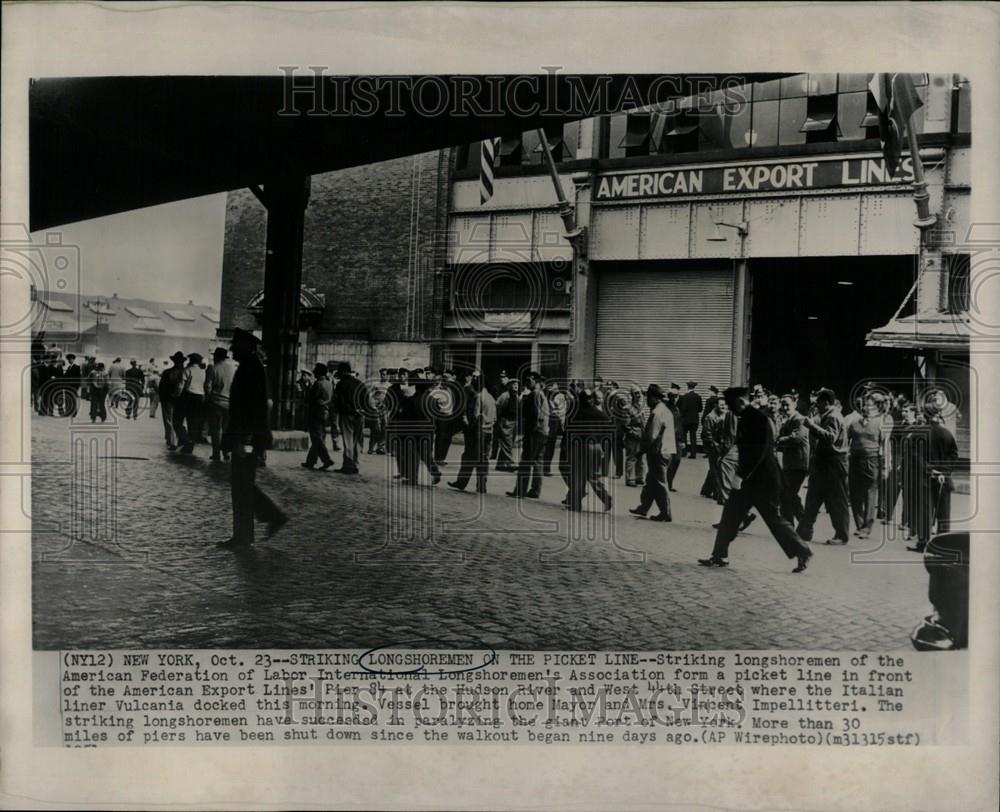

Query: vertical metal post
[261,173,311,429]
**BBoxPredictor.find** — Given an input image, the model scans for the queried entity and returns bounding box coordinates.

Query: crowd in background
[32,340,961,555]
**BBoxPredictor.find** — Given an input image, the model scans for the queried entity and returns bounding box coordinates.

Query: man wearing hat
[124,358,145,420]
[623,386,648,487]
[165,351,193,452]
[797,387,851,545]
[334,361,363,474]
[628,384,675,522]
[219,328,287,548]
[678,381,703,459]
[698,387,813,573]
[448,369,495,494]
[494,376,519,472]
[301,363,336,471]
[507,371,549,499]
[665,384,685,490]
[205,347,237,462]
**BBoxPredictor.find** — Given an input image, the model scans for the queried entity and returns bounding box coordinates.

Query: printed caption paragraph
[44,650,966,747]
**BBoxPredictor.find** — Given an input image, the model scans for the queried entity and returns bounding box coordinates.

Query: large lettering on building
[594,155,917,201]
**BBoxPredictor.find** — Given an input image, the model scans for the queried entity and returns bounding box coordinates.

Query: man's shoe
[447,481,464,491]
[906,543,927,553]
[649,513,672,522]
[524,491,540,499]
[738,513,757,532]
[603,499,614,512]
[824,538,848,546]
[628,507,647,517]
[506,490,522,498]
[301,462,315,469]
[180,444,194,454]
[266,514,289,538]
[697,557,729,568]
[217,537,252,549]
[432,474,441,485]
[792,547,813,573]
[319,461,335,471]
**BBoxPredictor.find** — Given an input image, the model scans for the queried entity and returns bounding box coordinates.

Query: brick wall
[219,149,452,343]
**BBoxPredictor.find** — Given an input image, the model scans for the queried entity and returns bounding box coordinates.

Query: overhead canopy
[867,313,971,350]
[29,73,788,230]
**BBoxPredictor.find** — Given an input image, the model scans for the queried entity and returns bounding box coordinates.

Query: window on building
[945,253,970,313]
[748,98,780,147]
[498,135,522,167]
[954,76,971,134]
[778,96,808,145]
[800,93,839,143]
[619,112,651,157]
[837,90,875,141]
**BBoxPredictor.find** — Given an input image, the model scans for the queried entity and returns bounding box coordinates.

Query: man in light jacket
[628,384,675,522]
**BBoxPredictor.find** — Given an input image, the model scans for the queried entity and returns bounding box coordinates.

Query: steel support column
[260,173,311,429]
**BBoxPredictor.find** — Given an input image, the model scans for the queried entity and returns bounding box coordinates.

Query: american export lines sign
[594,154,918,201]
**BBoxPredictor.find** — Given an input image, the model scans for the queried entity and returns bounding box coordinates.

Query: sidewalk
[32,413,941,651]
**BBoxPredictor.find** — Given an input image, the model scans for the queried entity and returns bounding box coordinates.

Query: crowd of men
[31,339,961,561]
[294,365,960,570]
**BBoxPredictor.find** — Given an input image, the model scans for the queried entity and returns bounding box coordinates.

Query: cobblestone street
[31,412,949,651]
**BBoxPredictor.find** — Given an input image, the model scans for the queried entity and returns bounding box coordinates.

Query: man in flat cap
[796,387,851,545]
[628,384,674,522]
[678,381,703,459]
[699,386,812,573]
[218,328,287,548]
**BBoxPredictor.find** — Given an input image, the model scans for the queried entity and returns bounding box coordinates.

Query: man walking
[698,387,813,572]
[108,357,127,411]
[678,381,703,459]
[507,372,549,499]
[334,362,363,474]
[624,386,648,487]
[205,347,237,462]
[124,359,144,420]
[628,384,674,522]
[847,394,884,538]
[665,385,685,491]
[63,353,82,418]
[301,362,335,471]
[146,362,161,419]
[699,396,727,500]
[165,351,194,453]
[494,377,519,472]
[87,362,109,423]
[218,328,286,549]
[564,388,614,512]
[797,387,851,545]
[449,369,496,493]
[776,393,809,524]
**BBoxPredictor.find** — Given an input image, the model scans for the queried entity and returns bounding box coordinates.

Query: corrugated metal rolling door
[595,267,735,391]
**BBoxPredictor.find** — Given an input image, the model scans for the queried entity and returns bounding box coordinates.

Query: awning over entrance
[866,313,970,350]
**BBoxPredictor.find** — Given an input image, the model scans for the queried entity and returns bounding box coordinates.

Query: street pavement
[31,410,954,651]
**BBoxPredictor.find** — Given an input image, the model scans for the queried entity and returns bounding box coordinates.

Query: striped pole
[480,138,497,204]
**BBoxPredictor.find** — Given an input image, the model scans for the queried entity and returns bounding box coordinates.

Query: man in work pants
[796,387,851,545]
[699,388,812,573]
[628,384,674,522]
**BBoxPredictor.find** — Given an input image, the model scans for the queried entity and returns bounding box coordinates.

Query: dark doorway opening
[749,256,917,403]
[480,342,532,395]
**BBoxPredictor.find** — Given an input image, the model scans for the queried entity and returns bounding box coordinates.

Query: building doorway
[480,342,532,394]
[748,256,917,403]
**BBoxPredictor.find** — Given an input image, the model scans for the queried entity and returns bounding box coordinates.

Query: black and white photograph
[26,69,973,652]
[2,3,997,811]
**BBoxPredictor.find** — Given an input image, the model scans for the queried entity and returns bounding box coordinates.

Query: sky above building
[34,193,228,309]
